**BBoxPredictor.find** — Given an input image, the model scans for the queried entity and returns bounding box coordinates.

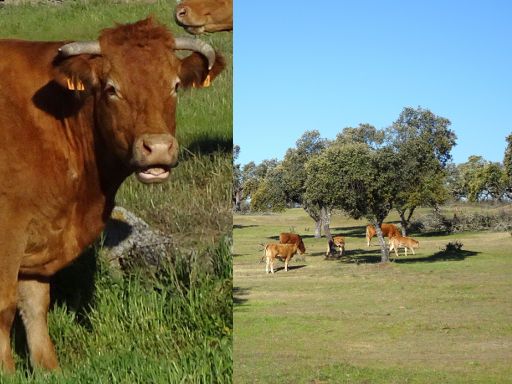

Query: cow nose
[134,134,178,166]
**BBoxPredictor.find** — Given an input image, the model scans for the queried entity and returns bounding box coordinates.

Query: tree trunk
[304,204,322,238]
[314,220,322,238]
[397,206,416,237]
[374,220,389,262]
[397,210,407,236]
[320,206,332,240]
[233,189,242,212]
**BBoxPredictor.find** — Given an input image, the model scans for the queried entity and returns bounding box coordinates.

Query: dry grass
[234,208,512,383]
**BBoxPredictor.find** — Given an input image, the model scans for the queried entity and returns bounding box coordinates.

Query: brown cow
[175,0,233,34]
[389,235,420,258]
[264,243,300,274]
[366,223,401,247]
[0,17,224,373]
[279,232,306,254]
[326,236,345,257]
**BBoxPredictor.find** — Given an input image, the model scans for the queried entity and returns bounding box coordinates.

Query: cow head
[298,239,306,255]
[52,17,224,183]
[175,0,233,35]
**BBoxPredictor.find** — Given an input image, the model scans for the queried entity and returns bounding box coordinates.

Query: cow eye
[171,80,180,96]
[104,81,121,99]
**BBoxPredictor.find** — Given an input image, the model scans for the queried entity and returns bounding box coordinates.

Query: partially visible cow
[389,235,420,258]
[175,0,233,34]
[326,236,345,257]
[366,223,401,247]
[279,232,306,254]
[264,243,299,274]
[0,17,224,373]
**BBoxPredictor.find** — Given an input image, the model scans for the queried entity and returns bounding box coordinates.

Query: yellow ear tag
[202,75,211,88]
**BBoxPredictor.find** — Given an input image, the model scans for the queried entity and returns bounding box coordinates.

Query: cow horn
[58,41,101,57]
[174,37,215,70]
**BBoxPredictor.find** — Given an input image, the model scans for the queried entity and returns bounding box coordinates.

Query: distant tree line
[233,106,512,261]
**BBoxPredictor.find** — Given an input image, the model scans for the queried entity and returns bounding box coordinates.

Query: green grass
[234,207,512,383]
[1,1,232,381]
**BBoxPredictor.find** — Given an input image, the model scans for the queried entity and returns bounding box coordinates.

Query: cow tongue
[136,167,170,183]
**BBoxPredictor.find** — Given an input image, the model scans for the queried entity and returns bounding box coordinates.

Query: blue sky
[234,0,512,166]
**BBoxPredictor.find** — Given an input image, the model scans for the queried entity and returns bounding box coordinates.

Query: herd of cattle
[0,1,231,374]
[263,224,420,274]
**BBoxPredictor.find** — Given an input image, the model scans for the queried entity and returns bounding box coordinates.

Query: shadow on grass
[233,224,259,230]
[234,286,250,306]
[394,249,479,263]
[270,265,307,273]
[322,247,480,264]
[184,138,232,156]
[13,248,97,368]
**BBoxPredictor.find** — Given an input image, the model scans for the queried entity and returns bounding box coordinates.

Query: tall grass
[1,1,232,381]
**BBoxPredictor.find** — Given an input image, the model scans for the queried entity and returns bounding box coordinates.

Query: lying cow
[366,223,401,246]
[264,243,299,274]
[326,235,345,257]
[279,232,306,254]
[389,235,420,258]
[0,17,224,373]
[175,0,233,34]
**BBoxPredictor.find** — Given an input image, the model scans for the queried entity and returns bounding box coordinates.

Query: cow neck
[64,96,130,220]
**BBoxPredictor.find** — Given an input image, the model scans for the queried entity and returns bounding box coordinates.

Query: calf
[326,235,345,257]
[389,235,419,258]
[264,243,299,274]
[366,223,401,246]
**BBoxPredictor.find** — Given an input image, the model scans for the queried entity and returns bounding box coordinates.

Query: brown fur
[264,243,299,274]
[175,0,233,34]
[326,236,345,257]
[279,232,306,254]
[366,223,401,247]
[0,17,224,373]
[389,235,420,258]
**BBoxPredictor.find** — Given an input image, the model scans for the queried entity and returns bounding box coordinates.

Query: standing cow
[0,17,224,373]
[264,243,300,274]
[279,232,306,254]
[365,223,401,247]
[175,0,233,34]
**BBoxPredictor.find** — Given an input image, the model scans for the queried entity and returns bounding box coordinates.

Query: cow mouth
[184,25,205,34]
[135,165,171,183]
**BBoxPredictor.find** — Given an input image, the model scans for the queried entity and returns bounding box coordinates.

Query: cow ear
[178,52,225,89]
[52,56,100,93]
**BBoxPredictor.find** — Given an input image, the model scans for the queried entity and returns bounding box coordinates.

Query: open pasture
[1,1,232,381]
[234,208,512,383]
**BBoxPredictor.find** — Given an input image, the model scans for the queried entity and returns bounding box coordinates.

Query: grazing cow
[264,243,299,274]
[279,232,306,254]
[175,0,233,34]
[0,17,224,373]
[326,236,345,257]
[366,223,401,246]
[389,235,420,258]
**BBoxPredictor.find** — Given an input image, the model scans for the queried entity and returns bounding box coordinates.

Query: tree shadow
[329,225,368,238]
[394,249,479,263]
[233,224,259,229]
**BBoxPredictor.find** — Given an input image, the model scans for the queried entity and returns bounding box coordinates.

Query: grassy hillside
[234,208,512,383]
[1,1,232,382]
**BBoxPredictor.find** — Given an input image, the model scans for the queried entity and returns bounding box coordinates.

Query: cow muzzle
[132,134,179,183]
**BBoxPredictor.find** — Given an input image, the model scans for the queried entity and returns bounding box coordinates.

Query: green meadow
[234,208,512,383]
[1,1,232,382]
